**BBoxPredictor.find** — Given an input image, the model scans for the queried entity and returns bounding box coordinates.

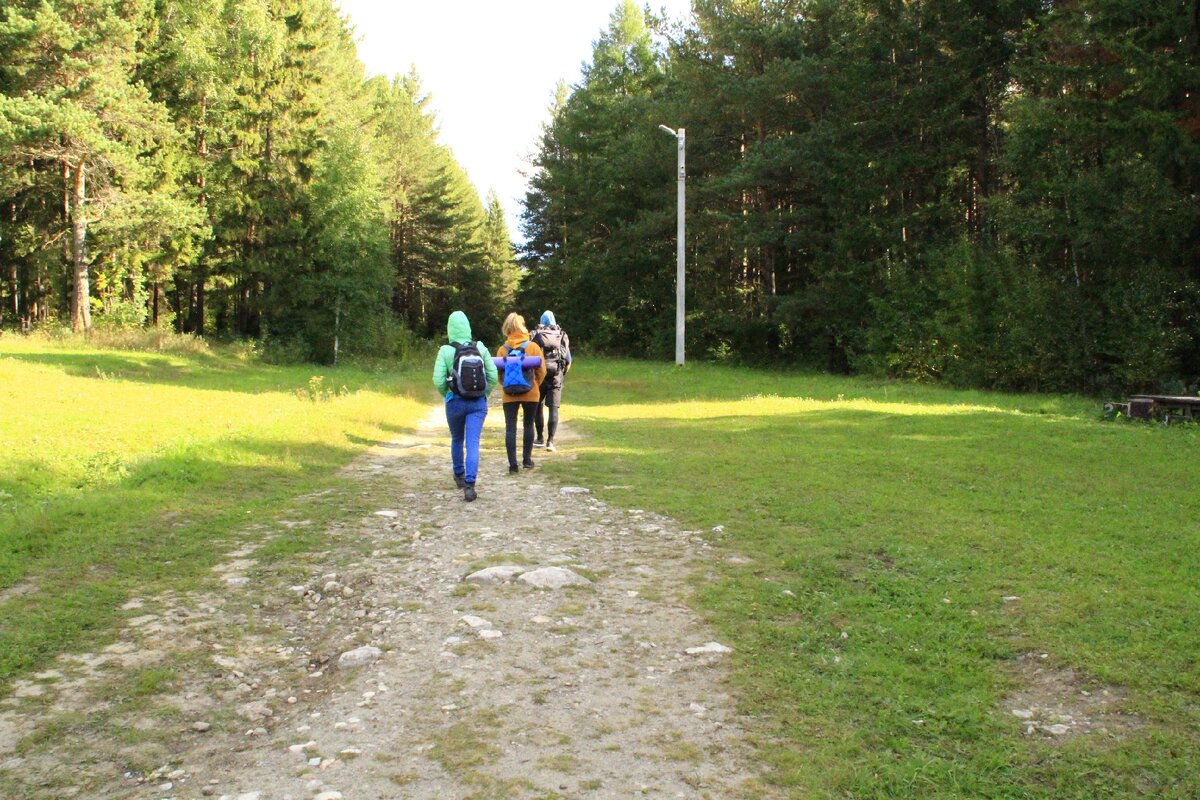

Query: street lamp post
[658,124,685,366]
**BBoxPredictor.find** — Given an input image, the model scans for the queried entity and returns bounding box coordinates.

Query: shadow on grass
[567,406,1198,531]
[2,350,422,396]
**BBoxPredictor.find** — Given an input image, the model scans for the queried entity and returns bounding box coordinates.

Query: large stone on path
[464,565,526,584]
[337,646,382,668]
[518,567,591,589]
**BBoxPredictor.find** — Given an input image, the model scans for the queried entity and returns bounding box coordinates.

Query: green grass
[557,358,1200,799]
[0,336,429,688]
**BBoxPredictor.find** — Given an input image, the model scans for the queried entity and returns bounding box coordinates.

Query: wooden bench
[1105,394,1200,424]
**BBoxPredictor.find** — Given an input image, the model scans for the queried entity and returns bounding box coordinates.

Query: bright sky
[336,0,693,240]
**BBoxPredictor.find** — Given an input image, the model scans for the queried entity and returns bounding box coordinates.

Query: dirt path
[0,403,776,799]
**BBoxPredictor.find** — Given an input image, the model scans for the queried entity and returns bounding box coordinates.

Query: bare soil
[1002,651,1143,741]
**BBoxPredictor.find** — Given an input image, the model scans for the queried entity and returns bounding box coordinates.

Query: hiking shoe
[533,438,545,447]
[545,441,556,452]
[454,474,466,489]
[509,465,519,474]
[464,484,477,502]
[522,460,536,470]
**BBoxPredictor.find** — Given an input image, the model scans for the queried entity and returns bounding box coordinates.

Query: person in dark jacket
[531,310,572,452]
[432,311,498,501]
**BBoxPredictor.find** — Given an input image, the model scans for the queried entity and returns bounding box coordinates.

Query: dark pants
[445,395,488,484]
[503,401,538,468]
[535,377,563,442]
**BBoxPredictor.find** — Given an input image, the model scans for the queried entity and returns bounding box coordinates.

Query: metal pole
[659,124,686,365]
[675,128,685,365]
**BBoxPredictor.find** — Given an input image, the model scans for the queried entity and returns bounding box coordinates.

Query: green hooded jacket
[432,310,498,399]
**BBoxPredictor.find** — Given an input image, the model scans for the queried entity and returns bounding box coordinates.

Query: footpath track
[0,404,776,799]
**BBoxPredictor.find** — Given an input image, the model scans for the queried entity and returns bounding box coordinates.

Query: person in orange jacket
[495,312,548,472]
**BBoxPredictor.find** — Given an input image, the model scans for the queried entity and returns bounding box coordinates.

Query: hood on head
[447,310,472,344]
[505,329,531,348]
[540,310,556,327]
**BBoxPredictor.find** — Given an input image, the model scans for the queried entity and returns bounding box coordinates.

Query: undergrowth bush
[18,323,210,356]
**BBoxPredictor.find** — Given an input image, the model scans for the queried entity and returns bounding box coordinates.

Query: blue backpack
[502,342,533,395]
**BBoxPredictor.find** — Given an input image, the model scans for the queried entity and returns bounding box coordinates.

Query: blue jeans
[445,395,488,484]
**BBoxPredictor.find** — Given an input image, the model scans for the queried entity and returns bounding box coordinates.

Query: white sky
[336,0,693,240]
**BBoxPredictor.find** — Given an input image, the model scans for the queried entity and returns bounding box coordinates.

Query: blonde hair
[501,312,527,337]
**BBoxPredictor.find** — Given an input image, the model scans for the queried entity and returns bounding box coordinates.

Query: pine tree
[370,70,492,339]
[519,1,670,351]
[998,0,1200,390]
[0,0,200,332]
[481,189,519,333]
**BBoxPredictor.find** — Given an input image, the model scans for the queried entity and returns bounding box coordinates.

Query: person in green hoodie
[432,311,499,501]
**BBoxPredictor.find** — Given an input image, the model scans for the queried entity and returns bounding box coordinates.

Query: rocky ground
[0,403,778,799]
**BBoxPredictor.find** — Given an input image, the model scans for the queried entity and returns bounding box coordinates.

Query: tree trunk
[5,202,18,326]
[194,273,206,335]
[8,262,18,324]
[69,162,92,333]
[63,162,72,267]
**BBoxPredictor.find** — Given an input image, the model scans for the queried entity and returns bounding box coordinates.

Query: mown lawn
[0,337,428,687]
[557,359,1199,799]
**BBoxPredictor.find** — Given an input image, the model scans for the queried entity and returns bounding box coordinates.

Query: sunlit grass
[574,393,1009,422]
[557,358,1200,800]
[0,337,428,686]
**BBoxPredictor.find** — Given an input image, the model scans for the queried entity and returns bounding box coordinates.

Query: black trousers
[503,401,538,467]
[535,377,563,442]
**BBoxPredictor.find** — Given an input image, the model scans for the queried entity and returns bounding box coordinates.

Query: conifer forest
[3,1,1199,393]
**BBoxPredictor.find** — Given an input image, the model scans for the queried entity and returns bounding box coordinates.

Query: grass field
[3,339,1197,798]
[556,360,1199,799]
[0,336,428,687]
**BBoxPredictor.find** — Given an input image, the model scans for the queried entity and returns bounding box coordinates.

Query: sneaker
[522,460,536,470]
[454,474,465,489]
[533,438,545,448]
[464,484,477,502]
[545,441,556,452]
[509,465,519,474]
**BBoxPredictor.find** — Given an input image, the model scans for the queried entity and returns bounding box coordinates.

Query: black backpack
[534,326,566,377]
[447,341,487,398]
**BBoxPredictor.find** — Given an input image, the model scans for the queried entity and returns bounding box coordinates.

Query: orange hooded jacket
[495,331,548,403]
